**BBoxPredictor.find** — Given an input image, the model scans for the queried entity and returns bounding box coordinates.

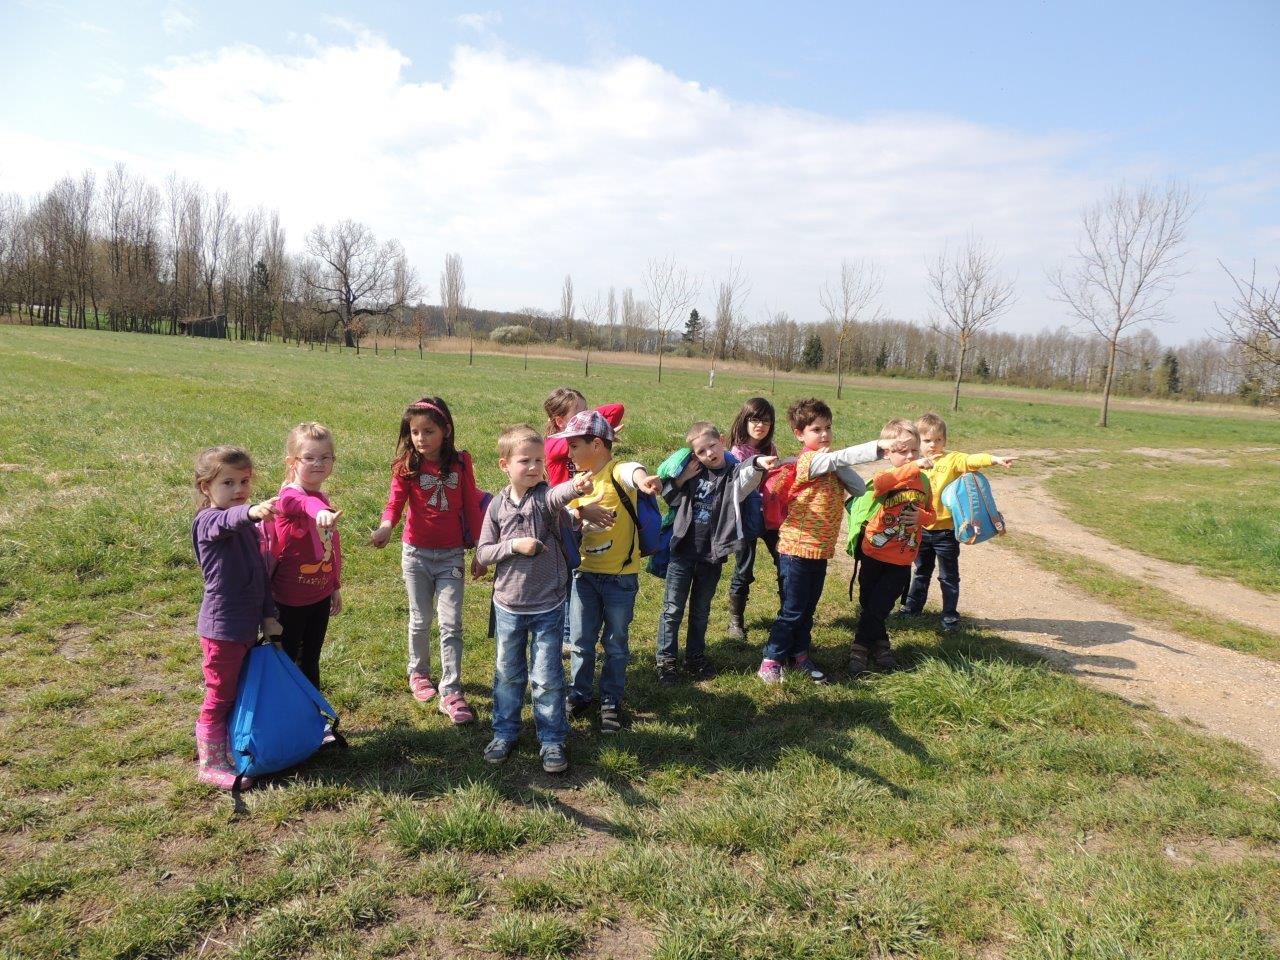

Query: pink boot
[196,734,252,791]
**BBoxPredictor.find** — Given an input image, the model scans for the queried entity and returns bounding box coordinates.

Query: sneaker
[847,645,873,679]
[757,658,783,685]
[540,743,569,773]
[483,737,515,764]
[568,697,594,720]
[409,673,437,703]
[438,692,475,725]
[940,616,960,632]
[790,654,831,684]
[872,646,900,672]
[894,605,920,618]
[685,656,717,681]
[599,703,627,734]
[657,662,680,687]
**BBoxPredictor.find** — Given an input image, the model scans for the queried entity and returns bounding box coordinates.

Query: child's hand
[571,471,594,495]
[913,457,934,470]
[901,504,922,530]
[512,537,543,557]
[471,556,488,580]
[579,502,616,528]
[756,455,779,471]
[636,474,662,496]
[368,524,393,549]
[677,457,702,485]
[316,509,343,529]
[329,590,343,616]
[249,497,279,522]
[262,616,283,639]
[993,456,1017,469]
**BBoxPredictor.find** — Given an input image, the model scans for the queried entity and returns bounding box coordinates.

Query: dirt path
[843,453,1280,771]
[994,462,1280,636]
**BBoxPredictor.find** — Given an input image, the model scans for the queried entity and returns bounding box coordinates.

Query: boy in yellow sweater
[899,412,1015,630]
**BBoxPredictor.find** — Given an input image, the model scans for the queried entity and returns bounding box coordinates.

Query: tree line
[2,165,1275,417]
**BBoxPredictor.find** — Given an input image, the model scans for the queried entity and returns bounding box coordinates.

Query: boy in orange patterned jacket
[848,419,936,677]
[758,398,884,685]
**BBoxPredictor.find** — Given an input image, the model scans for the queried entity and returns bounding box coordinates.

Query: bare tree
[605,286,617,351]
[560,274,574,344]
[439,252,474,361]
[713,259,750,371]
[580,290,605,377]
[620,287,643,352]
[305,220,417,348]
[928,236,1016,411]
[642,255,701,382]
[1050,181,1195,426]
[1217,261,1280,405]
[819,258,882,399]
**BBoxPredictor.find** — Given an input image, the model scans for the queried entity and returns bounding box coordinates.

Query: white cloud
[454,11,502,33]
[86,73,125,97]
[162,3,195,36]
[13,30,1273,342]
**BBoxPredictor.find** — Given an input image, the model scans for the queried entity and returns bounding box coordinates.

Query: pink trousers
[196,637,251,741]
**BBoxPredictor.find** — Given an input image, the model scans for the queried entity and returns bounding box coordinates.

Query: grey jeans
[401,544,465,696]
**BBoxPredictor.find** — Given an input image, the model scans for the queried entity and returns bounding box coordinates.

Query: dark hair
[393,396,460,477]
[728,397,776,451]
[543,386,586,437]
[787,397,833,431]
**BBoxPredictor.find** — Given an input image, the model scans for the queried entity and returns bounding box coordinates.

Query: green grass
[1044,454,1280,594]
[1005,531,1280,662]
[1,325,1279,959]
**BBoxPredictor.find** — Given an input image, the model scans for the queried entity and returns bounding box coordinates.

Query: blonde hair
[685,421,721,446]
[916,412,947,440]
[880,418,920,454]
[284,422,335,483]
[543,387,586,437]
[194,445,253,509]
[498,424,542,460]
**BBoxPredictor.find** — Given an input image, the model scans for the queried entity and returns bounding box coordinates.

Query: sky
[2,0,1278,342]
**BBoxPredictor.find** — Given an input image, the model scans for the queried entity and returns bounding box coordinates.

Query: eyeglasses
[747,417,772,424]
[299,455,336,466]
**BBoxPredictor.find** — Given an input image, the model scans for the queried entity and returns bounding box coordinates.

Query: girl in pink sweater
[270,422,343,692]
[371,397,487,724]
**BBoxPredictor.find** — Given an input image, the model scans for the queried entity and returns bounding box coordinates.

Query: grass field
[2,326,1280,960]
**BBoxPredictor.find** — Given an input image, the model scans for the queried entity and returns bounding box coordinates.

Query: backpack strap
[608,469,640,572]
[535,484,574,591]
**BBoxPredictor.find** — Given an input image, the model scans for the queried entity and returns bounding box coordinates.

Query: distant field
[2,326,1278,959]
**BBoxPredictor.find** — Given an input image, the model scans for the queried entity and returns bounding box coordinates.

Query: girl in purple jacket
[725,398,781,640]
[191,446,280,791]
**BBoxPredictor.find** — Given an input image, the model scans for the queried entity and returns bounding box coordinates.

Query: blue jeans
[568,571,638,708]
[904,528,960,620]
[763,555,827,662]
[492,605,568,746]
[656,553,723,665]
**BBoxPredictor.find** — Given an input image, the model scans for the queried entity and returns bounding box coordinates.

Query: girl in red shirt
[371,397,487,724]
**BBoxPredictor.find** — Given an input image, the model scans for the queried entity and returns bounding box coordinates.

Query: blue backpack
[228,643,345,788]
[609,469,664,566]
[941,472,1006,545]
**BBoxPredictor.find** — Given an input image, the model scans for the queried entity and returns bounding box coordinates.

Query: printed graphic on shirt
[419,470,459,509]
[868,490,927,553]
[299,527,335,576]
[585,539,613,555]
[692,473,716,526]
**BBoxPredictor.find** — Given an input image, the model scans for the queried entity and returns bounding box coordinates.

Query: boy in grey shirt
[475,425,591,772]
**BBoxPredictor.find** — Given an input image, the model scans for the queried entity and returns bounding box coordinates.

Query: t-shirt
[678,464,726,558]
[568,459,645,575]
[271,485,342,607]
[861,463,937,565]
[380,451,486,550]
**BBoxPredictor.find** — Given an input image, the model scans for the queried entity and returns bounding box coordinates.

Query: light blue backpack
[940,472,1006,545]
[228,643,345,789]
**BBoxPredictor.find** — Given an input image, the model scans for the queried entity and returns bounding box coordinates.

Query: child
[725,397,781,640]
[552,409,662,732]
[543,387,626,486]
[191,445,280,791]
[657,421,776,685]
[475,425,593,772]
[370,397,488,725]
[848,419,936,676]
[759,398,884,685]
[271,422,342,690]
[899,412,1015,630]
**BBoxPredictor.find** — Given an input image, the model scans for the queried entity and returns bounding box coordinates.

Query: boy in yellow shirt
[552,410,662,733]
[899,412,1015,630]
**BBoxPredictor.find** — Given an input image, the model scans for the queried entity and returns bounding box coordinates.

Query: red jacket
[381,451,486,549]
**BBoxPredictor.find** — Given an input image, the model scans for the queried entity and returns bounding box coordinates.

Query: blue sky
[3,1,1278,341]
